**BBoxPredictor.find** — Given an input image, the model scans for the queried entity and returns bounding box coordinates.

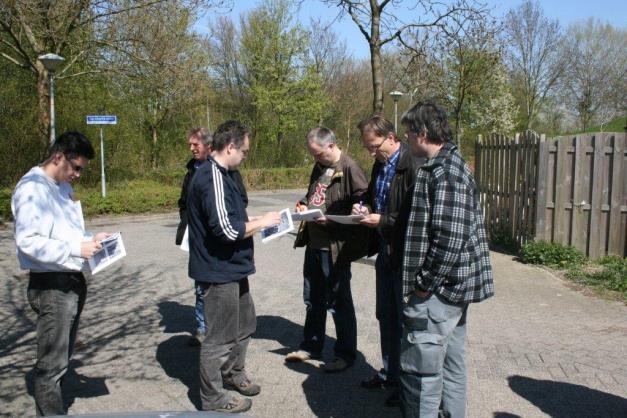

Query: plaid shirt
[402,142,494,304]
[374,148,400,214]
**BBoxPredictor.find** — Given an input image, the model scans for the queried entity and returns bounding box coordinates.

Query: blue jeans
[400,293,468,418]
[375,247,403,383]
[195,281,207,335]
[27,272,86,416]
[299,247,356,362]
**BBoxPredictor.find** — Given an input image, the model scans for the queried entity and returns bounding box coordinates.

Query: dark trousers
[27,271,86,416]
[300,247,356,362]
[199,278,256,410]
[375,248,403,383]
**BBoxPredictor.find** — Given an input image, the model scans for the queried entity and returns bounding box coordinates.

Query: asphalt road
[0,189,625,417]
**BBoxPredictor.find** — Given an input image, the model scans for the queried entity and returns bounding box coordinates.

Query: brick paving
[0,189,625,417]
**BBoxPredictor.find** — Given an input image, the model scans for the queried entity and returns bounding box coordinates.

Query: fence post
[608,133,626,256]
[534,134,548,241]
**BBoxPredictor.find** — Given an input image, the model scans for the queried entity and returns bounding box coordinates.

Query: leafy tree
[239,0,330,166]
[323,0,486,113]
[0,0,224,151]
[503,0,566,130]
[560,19,626,130]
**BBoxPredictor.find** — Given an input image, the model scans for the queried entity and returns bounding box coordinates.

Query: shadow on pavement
[156,301,201,409]
[156,335,201,410]
[504,375,627,417]
[158,300,196,335]
[256,315,397,418]
[25,359,109,412]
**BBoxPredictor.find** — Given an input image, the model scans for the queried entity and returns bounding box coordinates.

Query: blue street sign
[86,115,117,125]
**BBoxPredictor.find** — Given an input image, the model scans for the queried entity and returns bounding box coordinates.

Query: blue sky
[197,0,626,59]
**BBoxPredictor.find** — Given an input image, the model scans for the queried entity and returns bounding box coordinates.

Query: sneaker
[322,357,352,373]
[361,373,388,389]
[285,350,321,362]
[385,389,401,407]
[224,377,261,397]
[210,396,252,413]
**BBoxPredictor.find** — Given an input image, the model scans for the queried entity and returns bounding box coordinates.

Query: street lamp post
[38,53,65,144]
[389,90,404,129]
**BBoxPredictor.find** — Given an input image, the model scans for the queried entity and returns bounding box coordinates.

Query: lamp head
[38,53,65,72]
[389,90,404,102]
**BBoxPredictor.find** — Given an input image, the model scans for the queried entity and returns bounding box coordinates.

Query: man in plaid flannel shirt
[399,101,494,418]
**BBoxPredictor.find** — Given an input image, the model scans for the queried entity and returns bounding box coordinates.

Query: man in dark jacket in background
[187,120,280,413]
[353,115,423,407]
[176,128,211,346]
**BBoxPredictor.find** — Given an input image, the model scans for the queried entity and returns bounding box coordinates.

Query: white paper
[180,226,189,252]
[325,214,365,225]
[291,209,324,222]
[261,208,294,243]
[88,232,126,274]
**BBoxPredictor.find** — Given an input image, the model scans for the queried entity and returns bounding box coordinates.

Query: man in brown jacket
[286,126,369,372]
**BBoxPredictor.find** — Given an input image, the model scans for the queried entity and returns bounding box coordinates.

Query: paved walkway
[0,189,625,417]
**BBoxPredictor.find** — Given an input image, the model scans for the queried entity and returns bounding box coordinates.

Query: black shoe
[322,357,352,373]
[385,389,401,407]
[224,378,261,396]
[361,373,397,389]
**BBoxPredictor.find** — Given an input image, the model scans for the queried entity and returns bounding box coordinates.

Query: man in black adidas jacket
[187,120,280,414]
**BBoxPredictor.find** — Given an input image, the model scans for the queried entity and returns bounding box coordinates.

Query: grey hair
[306,126,337,146]
[187,127,213,146]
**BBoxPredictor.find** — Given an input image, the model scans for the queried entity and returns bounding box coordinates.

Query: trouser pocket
[400,331,446,375]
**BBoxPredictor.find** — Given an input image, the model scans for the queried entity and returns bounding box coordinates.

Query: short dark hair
[401,101,453,144]
[46,131,95,161]
[357,114,398,141]
[212,120,250,152]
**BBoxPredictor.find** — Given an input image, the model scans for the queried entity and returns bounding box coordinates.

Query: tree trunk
[151,125,158,170]
[370,6,384,114]
[36,67,51,154]
[371,43,384,114]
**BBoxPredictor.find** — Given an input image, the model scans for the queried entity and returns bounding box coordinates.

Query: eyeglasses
[67,159,85,173]
[364,140,386,152]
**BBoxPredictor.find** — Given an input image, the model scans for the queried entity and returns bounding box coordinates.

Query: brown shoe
[210,396,252,413]
[224,377,261,396]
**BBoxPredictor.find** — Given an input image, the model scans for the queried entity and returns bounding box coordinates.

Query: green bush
[75,179,180,217]
[0,188,11,220]
[519,240,586,268]
[0,166,312,221]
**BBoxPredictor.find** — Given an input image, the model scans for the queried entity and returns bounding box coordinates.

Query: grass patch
[565,256,627,299]
[0,166,311,221]
[520,240,625,301]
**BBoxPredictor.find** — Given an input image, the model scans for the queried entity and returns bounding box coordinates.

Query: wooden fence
[475,132,626,258]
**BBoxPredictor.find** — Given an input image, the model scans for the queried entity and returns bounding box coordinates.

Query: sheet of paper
[88,232,127,275]
[180,226,189,252]
[325,214,365,225]
[291,209,324,222]
[261,208,294,243]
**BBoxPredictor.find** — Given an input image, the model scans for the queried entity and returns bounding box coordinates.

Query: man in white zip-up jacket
[12,131,109,416]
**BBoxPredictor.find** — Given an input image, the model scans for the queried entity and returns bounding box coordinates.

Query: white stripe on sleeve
[212,163,239,240]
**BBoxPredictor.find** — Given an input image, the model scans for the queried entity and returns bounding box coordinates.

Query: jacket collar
[207,155,228,174]
[421,141,457,171]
